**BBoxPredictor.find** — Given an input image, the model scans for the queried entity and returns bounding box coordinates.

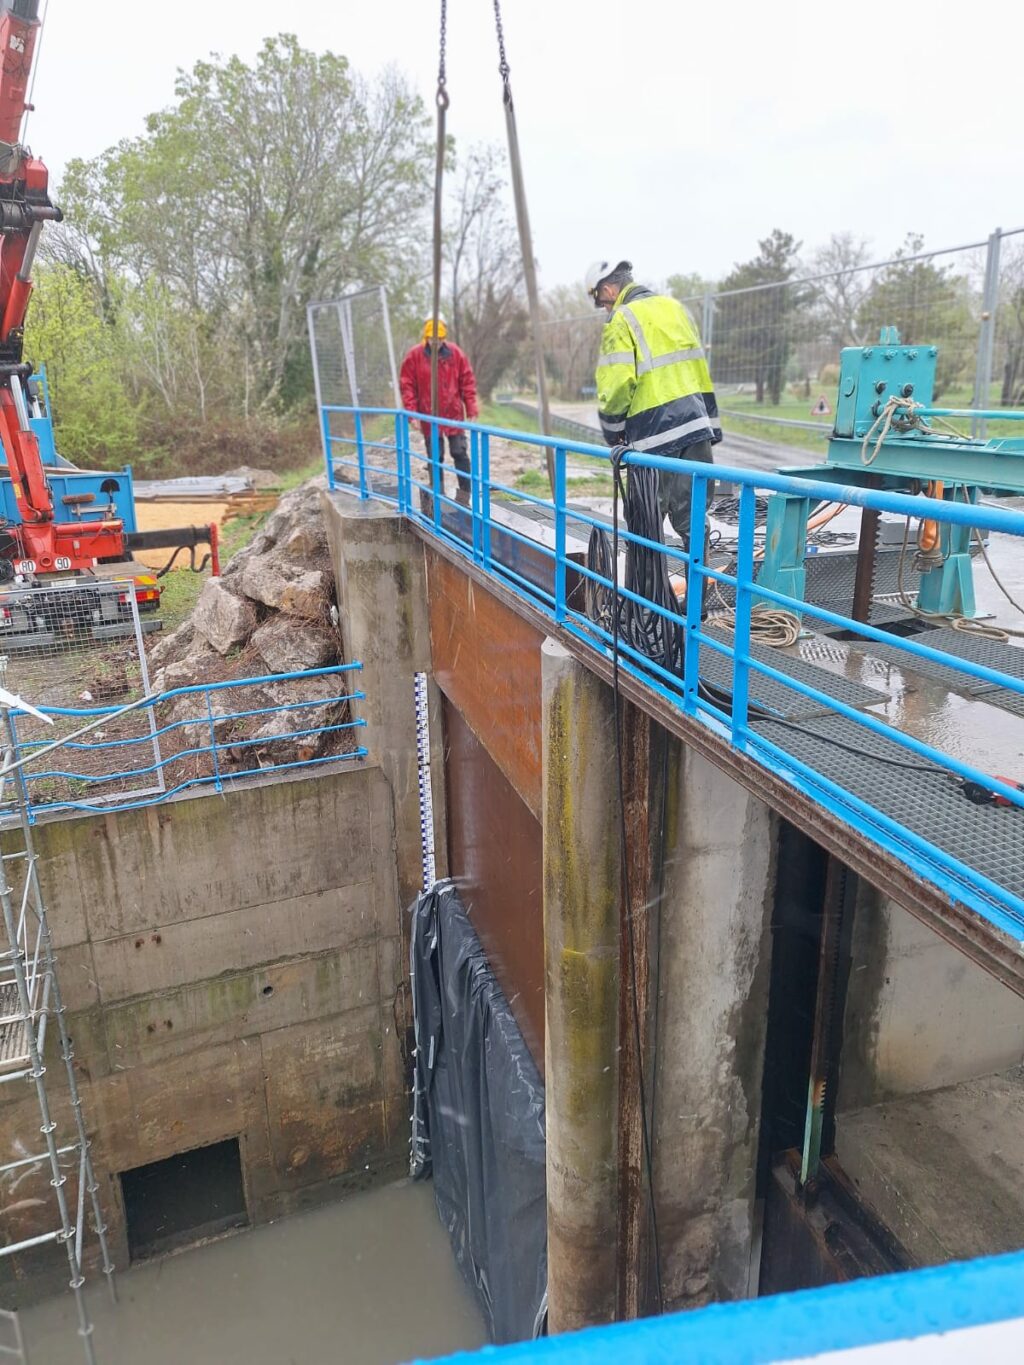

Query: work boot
[418,489,434,519]
[455,485,471,509]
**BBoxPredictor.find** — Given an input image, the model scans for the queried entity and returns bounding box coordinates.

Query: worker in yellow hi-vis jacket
[585,258,720,549]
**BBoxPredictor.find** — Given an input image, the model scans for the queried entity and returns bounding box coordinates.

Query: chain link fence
[538,227,1024,444]
[0,578,164,812]
[308,286,402,497]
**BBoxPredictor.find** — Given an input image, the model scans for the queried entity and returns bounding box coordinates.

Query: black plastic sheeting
[409,880,547,1344]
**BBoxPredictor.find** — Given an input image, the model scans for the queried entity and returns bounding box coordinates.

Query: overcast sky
[27,0,1013,289]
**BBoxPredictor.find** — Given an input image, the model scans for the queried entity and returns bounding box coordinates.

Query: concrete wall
[838,885,1024,1111]
[652,743,776,1310]
[0,765,406,1299]
[322,492,446,910]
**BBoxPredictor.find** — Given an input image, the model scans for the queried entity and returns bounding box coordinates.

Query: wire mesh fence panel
[537,229,1024,441]
[1,579,163,813]
[991,234,1024,413]
[308,286,400,499]
[539,313,603,404]
[689,241,994,424]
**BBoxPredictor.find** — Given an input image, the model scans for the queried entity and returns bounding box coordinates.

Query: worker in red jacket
[400,315,479,506]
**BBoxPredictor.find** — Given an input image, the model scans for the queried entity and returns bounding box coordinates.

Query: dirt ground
[133,500,231,569]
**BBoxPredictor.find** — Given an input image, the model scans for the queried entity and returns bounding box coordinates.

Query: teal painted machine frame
[759,328,1024,617]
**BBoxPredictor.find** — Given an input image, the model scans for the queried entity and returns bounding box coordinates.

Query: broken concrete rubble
[251,618,336,674]
[146,476,347,764]
[192,579,257,655]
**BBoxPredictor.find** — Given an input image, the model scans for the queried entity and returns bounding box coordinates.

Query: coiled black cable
[585,454,686,679]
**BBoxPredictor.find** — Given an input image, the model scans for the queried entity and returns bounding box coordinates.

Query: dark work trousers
[424,432,471,496]
[655,438,716,550]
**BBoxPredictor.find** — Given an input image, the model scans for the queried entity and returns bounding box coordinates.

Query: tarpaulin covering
[410,879,547,1344]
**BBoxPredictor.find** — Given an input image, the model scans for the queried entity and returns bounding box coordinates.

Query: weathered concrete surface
[839,887,1024,1111]
[652,743,775,1311]
[322,492,446,910]
[836,1067,1024,1264]
[0,766,407,1301]
[541,640,621,1333]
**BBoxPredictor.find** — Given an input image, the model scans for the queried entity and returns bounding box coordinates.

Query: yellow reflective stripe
[641,347,705,373]
[596,351,634,368]
[619,305,653,368]
[632,416,715,450]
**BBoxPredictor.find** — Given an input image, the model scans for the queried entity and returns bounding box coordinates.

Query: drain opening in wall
[120,1136,248,1262]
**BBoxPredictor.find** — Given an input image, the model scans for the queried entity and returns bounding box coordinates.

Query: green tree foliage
[857,235,975,398]
[54,35,433,414]
[998,245,1024,406]
[24,266,142,465]
[713,230,811,404]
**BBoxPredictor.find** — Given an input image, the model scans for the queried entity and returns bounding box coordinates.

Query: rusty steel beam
[411,522,1024,1000]
[615,702,655,1320]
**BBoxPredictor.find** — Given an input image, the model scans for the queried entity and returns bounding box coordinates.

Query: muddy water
[22,1181,487,1365]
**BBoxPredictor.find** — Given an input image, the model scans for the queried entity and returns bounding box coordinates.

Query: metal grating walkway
[750,711,1024,926]
[701,627,883,720]
[850,630,1024,722]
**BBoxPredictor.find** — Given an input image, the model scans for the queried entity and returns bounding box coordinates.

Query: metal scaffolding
[0,688,116,1364]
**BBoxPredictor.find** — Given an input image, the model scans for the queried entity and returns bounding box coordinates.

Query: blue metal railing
[321,404,1024,943]
[9,665,368,818]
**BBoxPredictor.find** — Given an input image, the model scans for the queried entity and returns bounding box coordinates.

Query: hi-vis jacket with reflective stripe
[596,285,722,453]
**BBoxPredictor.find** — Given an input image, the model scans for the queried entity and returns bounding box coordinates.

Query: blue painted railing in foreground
[321,404,1024,943]
[412,1247,1024,1364]
[9,664,368,818]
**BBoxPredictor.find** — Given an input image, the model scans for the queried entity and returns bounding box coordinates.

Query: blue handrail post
[682,471,709,716]
[732,484,757,751]
[554,446,567,622]
[430,419,442,531]
[354,411,368,499]
[205,690,224,794]
[394,412,407,513]
[481,432,492,571]
[321,408,335,491]
[470,428,482,564]
[395,412,412,513]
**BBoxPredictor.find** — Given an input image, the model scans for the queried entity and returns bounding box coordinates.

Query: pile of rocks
[148,477,350,763]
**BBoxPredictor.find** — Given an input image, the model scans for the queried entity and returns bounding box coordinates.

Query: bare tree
[444,144,526,399]
[809,232,874,348]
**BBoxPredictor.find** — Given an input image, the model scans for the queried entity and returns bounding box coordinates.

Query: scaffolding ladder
[0,702,116,1365]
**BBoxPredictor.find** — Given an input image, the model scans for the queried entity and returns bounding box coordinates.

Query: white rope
[890,515,1024,642]
[861,394,925,465]
[708,604,802,649]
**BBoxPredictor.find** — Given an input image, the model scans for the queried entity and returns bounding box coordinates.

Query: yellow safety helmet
[422,314,448,341]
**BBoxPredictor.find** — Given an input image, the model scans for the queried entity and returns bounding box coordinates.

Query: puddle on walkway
[22,1180,487,1365]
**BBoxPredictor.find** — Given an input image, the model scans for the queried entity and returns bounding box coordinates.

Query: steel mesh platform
[848,630,1024,722]
[749,711,1024,924]
[701,628,883,720]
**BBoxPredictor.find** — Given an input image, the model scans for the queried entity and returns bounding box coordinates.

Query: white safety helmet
[585,258,632,305]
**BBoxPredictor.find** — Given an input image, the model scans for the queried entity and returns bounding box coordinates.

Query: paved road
[546,401,806,477]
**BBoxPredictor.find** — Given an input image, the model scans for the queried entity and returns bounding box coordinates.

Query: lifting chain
[430,0,448,425]
[437,0,449,109]
[492,0,511,88]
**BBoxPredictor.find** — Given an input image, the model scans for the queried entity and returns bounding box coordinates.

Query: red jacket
[400,341,479,440]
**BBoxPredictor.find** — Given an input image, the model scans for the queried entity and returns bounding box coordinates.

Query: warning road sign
[811,395,832,416]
